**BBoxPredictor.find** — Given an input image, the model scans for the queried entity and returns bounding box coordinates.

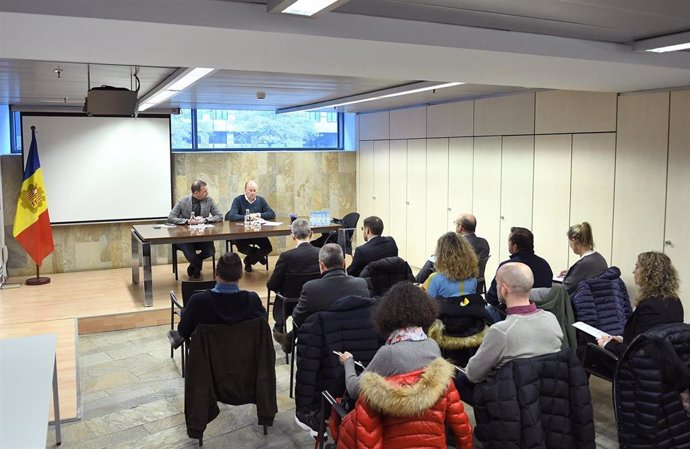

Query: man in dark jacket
[225,180,276,272]
[273,243,370,353]
[347,216,398,277]
[416,213,490,283]
[485,227,553,309]
[266,218,320,333]
[171,252,266,342]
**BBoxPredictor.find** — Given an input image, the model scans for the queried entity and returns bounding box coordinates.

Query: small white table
[0,334,62,448]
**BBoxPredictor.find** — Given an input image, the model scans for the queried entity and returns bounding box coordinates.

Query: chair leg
[289,333,296,399]
[263,425,267,435]
[172,246,179,280]
[212,252,216,278]
[170,305,174,359]
[181,341,186,378]
[283,301,289,365]
[198,437,203,446]
[266,290,272,323]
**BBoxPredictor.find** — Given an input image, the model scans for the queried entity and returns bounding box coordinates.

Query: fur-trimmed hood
[428,320,488,349]
[359,358,456,418]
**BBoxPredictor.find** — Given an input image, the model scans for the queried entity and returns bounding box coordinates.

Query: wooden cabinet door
[389,140,408,260]
[473,137,502,279]
[426,138,449,257]
[357,141,374,222]
[373,140,390,227]
[448,137,474,232]
[406,139,427,269]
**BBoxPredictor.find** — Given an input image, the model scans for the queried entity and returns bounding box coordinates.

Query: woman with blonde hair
[423,232,478,298]
[560,221,608,294]
[597,251,684,357]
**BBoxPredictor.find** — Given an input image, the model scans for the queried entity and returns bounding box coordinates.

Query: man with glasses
[416,213,490,283]
[346,216,398,277]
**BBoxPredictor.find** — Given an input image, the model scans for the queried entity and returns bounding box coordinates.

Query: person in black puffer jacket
[473,348,595,449]
[359,256,414,297]
[615,323,690,449]
[294,295,384,435]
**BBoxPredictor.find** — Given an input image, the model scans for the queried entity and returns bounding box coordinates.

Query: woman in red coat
[336,282,473,449]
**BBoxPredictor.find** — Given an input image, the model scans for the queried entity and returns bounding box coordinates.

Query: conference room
[0,1,689,448]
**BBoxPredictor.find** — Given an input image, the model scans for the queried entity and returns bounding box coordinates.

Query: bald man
[456,262,562,404]
[226,180,276,272]
[415,212,490,283]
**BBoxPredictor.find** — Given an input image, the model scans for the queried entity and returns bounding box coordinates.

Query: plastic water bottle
[309,211,316,226]
[189,212,195,225]
[244,209,251,228]
[325,209,331,224]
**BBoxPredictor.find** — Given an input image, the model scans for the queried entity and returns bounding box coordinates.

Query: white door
[612,92,670,291]
[499,136,535,263]
[373,140,390,228]
[357,141,374,222]
[665,90,690,319]
[406,139,427,269]
[473,137,502,280]
[389,140,408,259]
[570,133,616,268]
[448,137,474,231]
[426,138,449,256]
[533,134,572,275]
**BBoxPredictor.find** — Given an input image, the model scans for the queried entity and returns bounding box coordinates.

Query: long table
[131,220,341,306]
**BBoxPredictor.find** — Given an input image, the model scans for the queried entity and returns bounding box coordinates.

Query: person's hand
[338,351,353,365]
[189,216,203,225]
[597,335,623,347]
[251,213,261,220]
[559,270,567,277]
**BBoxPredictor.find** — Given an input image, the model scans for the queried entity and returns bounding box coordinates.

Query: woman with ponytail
[560,222,608,294]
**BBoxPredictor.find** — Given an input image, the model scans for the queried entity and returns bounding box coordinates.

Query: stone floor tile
[84,398,179,437]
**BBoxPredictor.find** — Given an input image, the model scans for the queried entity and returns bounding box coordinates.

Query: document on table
[572,321,610,339]
[262,222,283,226]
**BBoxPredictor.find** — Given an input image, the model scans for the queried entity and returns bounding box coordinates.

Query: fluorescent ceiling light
[278,81,465,113]
[267,0,349,17]
[633,30,690,53]
[137,67,215,113]
[646,42,690,53]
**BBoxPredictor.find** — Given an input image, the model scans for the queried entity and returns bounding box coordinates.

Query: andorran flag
[12,128,54,266]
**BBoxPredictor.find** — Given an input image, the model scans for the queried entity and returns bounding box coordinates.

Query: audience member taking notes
[225,180,276,272]
[559,222,608,294]
[167,180,223,279]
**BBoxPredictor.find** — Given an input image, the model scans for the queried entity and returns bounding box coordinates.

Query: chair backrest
[181,280,217,304]
[477,255,490,279]
[435,294,489,335]
[360,256,415,296]
[530,285,577,349]
[279,272,321,299]
[614,323,690,449]
[337,212,360,255]
[473,348,594,448]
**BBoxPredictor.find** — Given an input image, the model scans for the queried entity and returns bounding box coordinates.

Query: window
[171,108,342,151]
[10,110,22,154]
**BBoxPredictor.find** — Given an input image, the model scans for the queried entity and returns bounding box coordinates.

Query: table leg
[131,229,140,285]
[52,357,62,445]
[143,243,153,307]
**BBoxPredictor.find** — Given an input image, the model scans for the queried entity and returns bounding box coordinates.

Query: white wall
[358,89,690,320]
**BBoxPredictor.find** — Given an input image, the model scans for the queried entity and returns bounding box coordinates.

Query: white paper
[262,222,283,226]
[572,321,610,339]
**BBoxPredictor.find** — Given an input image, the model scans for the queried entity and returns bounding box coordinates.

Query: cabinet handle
[500,216,505,220]
[665,240,673,246]
[406,201,410,205]
[447,208,451,211]
[373,196,376,200]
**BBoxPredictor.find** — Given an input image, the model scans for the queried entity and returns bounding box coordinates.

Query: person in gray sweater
[457,262,563,404]
[339,281,442,400]
[559,222,608,294]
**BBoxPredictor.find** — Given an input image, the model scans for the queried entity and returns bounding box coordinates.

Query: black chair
[273,272,321,398]
[312,212,360,257]
[169,280,216,377]
[359,256,415,297]
[171,244,216,280]
[428,294,490,366]
[476,255,490,295]
[185,319,276,445]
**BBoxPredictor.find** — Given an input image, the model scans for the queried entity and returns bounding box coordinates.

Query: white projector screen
[22,115,172,224]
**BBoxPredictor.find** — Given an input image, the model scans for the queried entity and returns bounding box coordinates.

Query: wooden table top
[132,219,341,244]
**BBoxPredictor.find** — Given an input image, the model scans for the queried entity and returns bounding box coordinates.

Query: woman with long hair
[560,221,608,294]
[423,232,479,298]
[597,251,684,356]
[336,282,473,449]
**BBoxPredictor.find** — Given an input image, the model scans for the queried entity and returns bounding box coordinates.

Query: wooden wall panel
[474,93,535,136]
[390,107,427,139]
[357,141,374,223]
[473,137,502,279]
[406,139,427,268]
[425,139,449,256]
[427,101,473,138]
[535,91,617,134]
[388,140,408,259]
[372,140,390,227]
[448,137,474,231]
[359,111,389,140]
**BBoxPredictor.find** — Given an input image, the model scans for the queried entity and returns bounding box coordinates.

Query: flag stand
[25,264,50,285]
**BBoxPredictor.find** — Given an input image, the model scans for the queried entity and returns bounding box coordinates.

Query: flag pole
[25,263,51,285]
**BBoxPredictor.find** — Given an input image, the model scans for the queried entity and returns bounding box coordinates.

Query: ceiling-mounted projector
[84,86,138,117]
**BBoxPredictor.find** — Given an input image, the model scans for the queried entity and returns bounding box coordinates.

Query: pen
[332,351,366,369]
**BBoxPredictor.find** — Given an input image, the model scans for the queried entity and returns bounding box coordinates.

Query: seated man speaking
[226,180,276,272]
[167,180,223,278]
[169,252,267,345]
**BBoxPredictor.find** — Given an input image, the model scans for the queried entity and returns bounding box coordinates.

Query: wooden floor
[0,257,281,424]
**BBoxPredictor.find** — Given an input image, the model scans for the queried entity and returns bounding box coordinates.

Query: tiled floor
[46,325,619,448]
